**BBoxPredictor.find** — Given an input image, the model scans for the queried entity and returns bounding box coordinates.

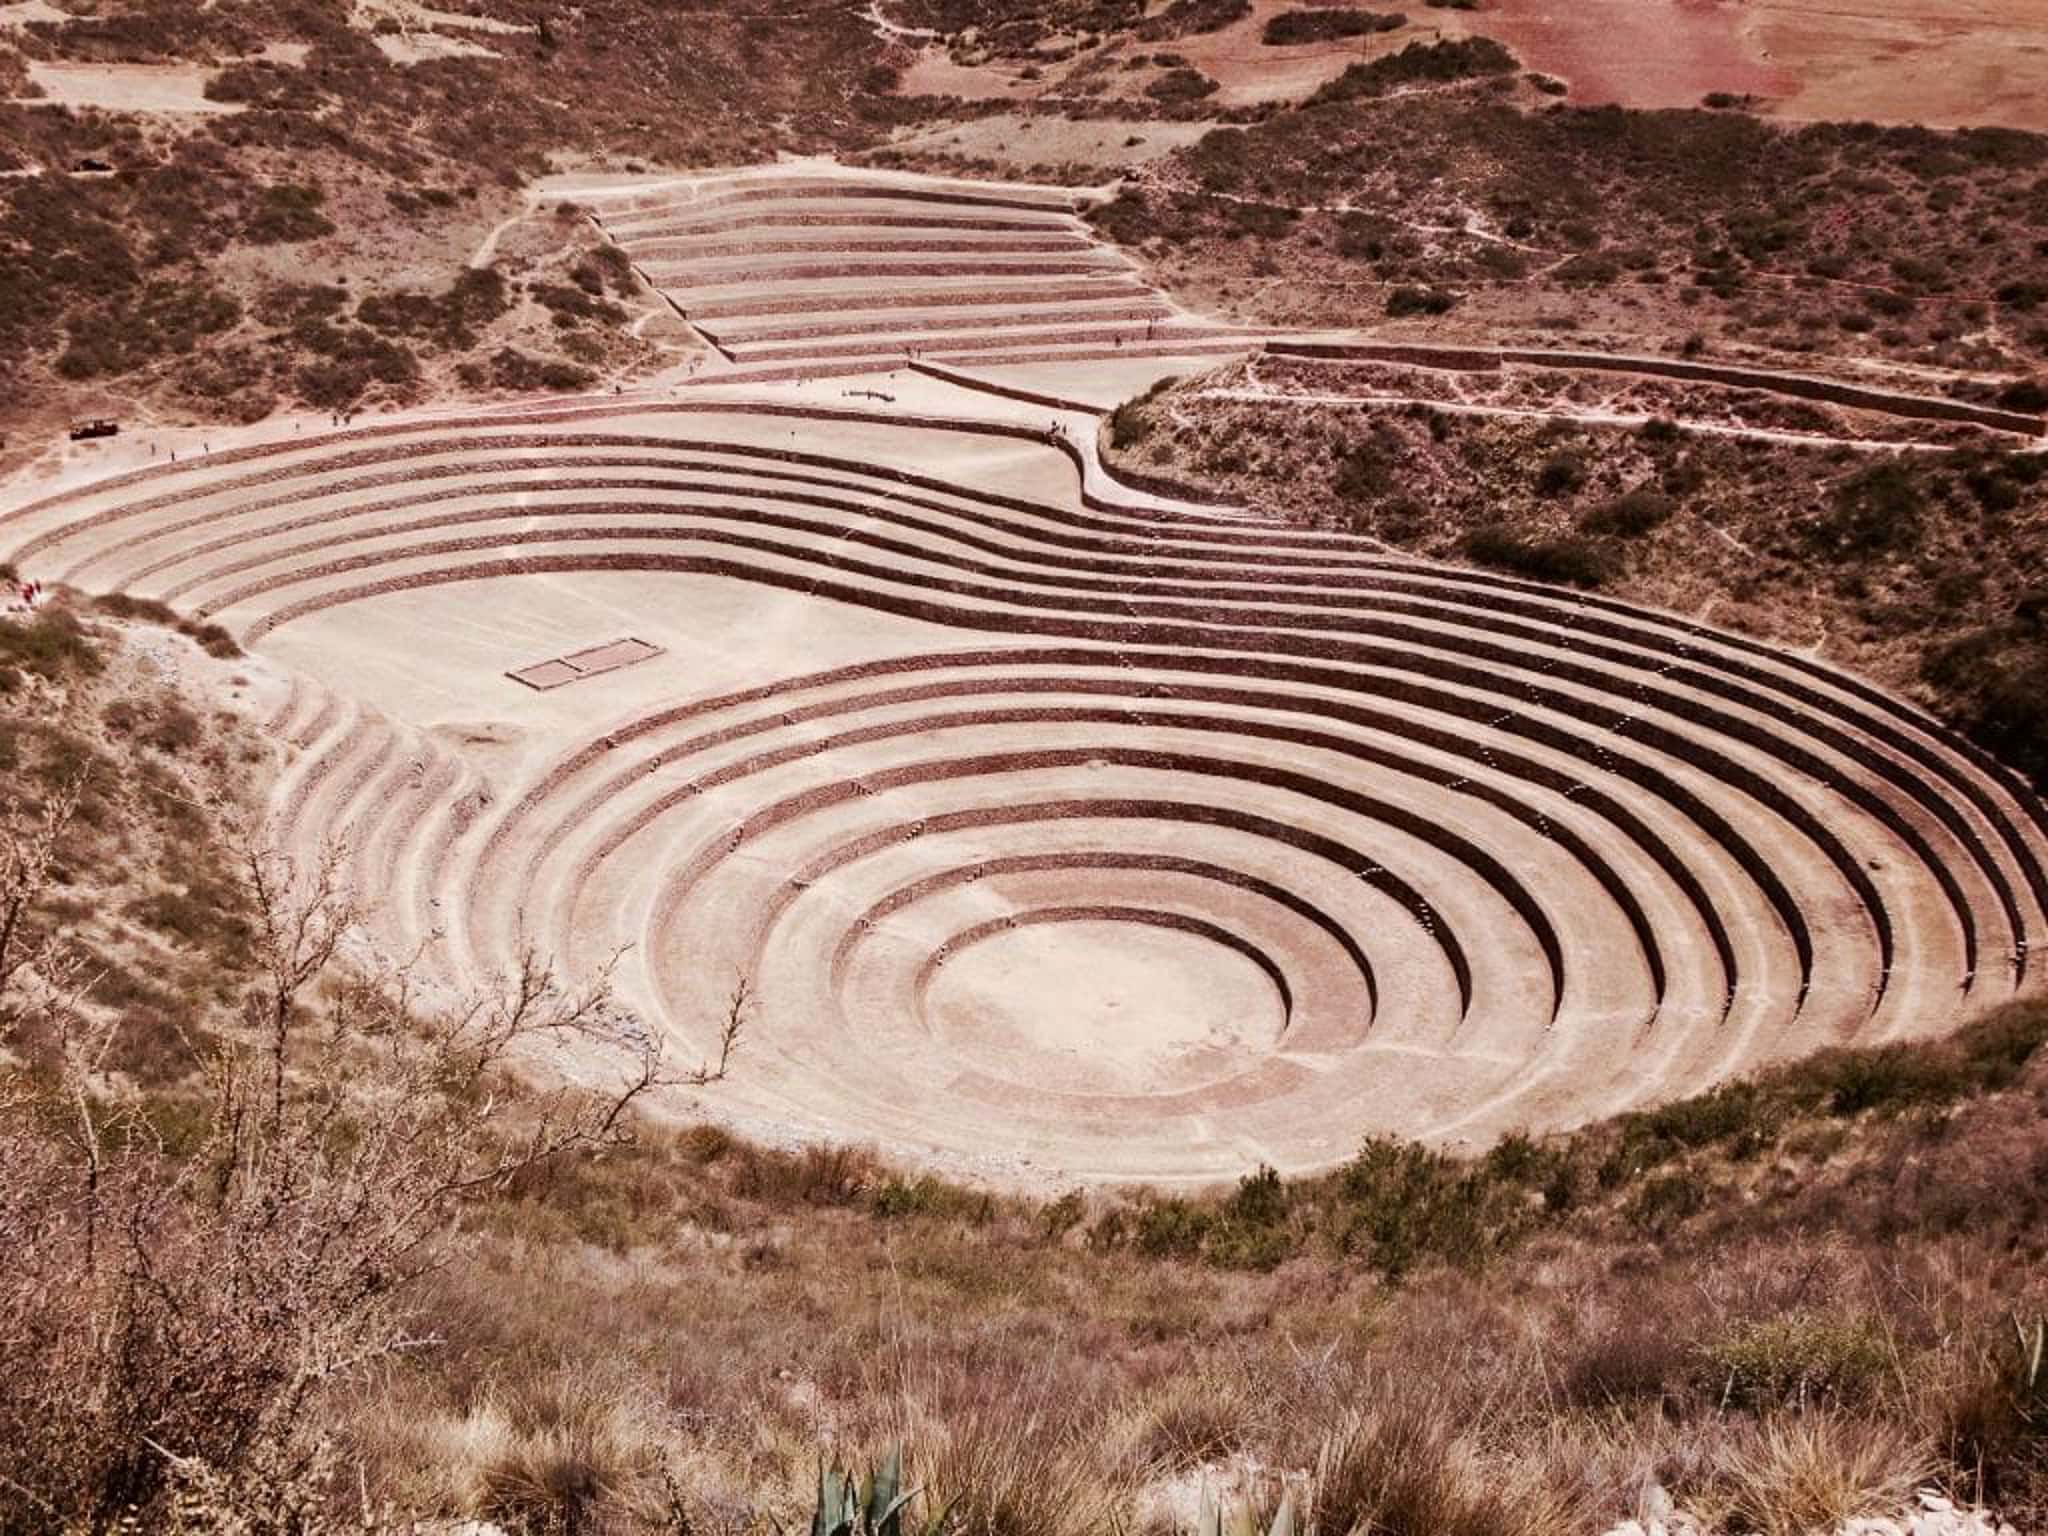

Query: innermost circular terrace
[921,914,1290,1096]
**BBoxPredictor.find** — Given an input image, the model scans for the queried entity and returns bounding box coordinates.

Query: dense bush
[1332,433,1398,501]
[1580,486,1676,537]
[242,182,335,244]
[357,267,510,350]
[1464,524,1612,587]
[54,280,241,380]
[1263,9,1404,45]
[0,608,103,685]
[1922,617,2048,788]
[292,324,419,410]
[1307,36,1517,104]
[91,593,242,658]
[1146,66,1219,101]
[1108,400,1153,449]
[1384,284,1457,316]
[531,281,628,327]
[462,347,597,393]
[1997,376,2048,412]
[1136,0,1250,39]
[1807,459,1925,559]
[1534,449,1588,497]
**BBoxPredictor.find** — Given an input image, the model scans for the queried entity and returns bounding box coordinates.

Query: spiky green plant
[2012,1314,2046,1426]
[1196,1489,1296,1536]
[807,1445,944,1536]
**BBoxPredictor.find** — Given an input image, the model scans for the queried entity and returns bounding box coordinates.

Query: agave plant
[2013,1314,2046,1426]
[807,1444,948,1536]
[1195,1489,1297,1536]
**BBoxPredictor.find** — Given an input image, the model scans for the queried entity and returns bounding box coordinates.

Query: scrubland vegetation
[1091,41,2048,379]
[1104,364,2048,789]
[1261,12,1407,48]
[897,0,1251,60]
[0,0,921,441]
[0,601,2044,1533]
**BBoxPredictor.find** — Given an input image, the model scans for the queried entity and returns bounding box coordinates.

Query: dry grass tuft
[1129,1367,1264,1474]
[474,1374,663,1534]
[1708,1414,1933,1536]
[1312,1395,1588,1536]
[915,1408,1134,1536]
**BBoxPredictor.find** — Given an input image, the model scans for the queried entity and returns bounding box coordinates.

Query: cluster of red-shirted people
[10,578,43,611]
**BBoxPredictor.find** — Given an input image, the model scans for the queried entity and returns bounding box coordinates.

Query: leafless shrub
[0,811,727,1527]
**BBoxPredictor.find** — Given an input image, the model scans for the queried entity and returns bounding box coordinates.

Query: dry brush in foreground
[0,607,2044,1534]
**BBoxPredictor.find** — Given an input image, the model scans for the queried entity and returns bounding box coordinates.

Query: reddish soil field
[1470,0,1786,108]
[1464,0,2048,131]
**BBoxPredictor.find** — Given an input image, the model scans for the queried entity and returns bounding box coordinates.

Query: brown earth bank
[1100,356,2048,790]
[1,602,2046,1533]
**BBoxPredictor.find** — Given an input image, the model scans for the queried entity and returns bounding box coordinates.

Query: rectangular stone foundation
[507,637,664,691]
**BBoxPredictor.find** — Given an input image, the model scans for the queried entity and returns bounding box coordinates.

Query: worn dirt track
[8,166,2046,1187]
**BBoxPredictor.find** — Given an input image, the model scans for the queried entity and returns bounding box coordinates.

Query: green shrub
[1697,1313,1892,1408]
[129,872,251,955]
[1923,622,2048,787]
[1808,459,1925,558]
[1262,9,1403,45]
[0,608,103,683]
[1534,450,1588,496]
[1136,0,1251,39]
[1996,377,2048,412]
[1555,251,1623,286]
[1146,66,1219,101]
[1135,1198,1212,1258]
[466,347,597,393]
[1580,486,1675,537]
[1108,401,1153,449]
[1107,375,1179,451]
[56,281,242,380]
[531,281,627,327]
[1307,37,1516,104]
[1333,435,1397,501]
[243,182,334,244]
[1787,1044,1968,1117]
[1332,1137,1525,1281]
[870,1175,989,1222]
[1952,999,2048,1088]
[1626,1167,1708,1236]
[1465,525,1612,587]
[357,267,510,350]
[1384,285,1458,317]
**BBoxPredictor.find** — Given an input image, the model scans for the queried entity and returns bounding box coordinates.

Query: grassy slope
[362,1002,2046,1534]
[0,594,264,1093]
